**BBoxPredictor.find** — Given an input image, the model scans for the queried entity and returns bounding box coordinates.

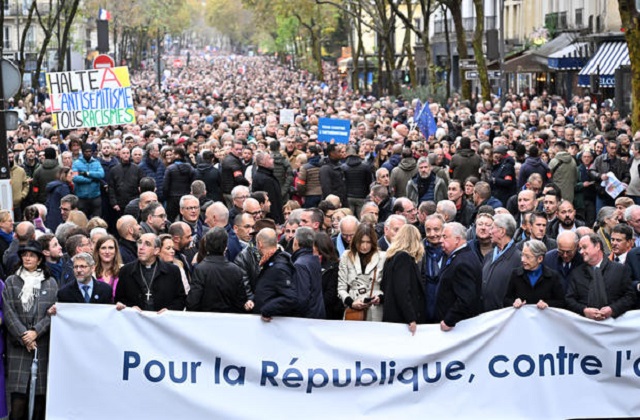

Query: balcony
[434,16,497,34]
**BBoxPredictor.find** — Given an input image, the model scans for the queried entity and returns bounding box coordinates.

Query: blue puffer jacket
[72,156,105,199]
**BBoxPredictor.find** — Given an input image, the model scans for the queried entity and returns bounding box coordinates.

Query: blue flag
[417,101,438,139]
[414,100,422,123]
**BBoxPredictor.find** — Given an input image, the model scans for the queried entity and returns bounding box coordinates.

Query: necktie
[561,262,570,278]
[82,285,91,303]
[614,256,620,263]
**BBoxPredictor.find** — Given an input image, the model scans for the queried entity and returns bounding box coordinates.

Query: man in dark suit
[57,252,113,304]
[543,231,583,293]
[566,233,636,320]
[378,215,406,251]
[115,233,186,312]
[436,222,482,331]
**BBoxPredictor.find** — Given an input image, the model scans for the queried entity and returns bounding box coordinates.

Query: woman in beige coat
[337,223,386,321]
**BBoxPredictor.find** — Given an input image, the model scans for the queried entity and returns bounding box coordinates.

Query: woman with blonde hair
[337,223,386,321]
[381,224,426,335]
[67,210,88,229]
[93,235,122,298]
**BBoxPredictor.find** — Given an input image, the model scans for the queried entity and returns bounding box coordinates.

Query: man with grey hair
[435,222,482,330]
[406,155,447,205]
[229,185,250,223]
[292,227,325,319]
[481,213,522,312]
[56,252,113,303]
[253,228,298,321]
[205,202,242,262]
[252,151,284,224]
[436,200,457,223]
[334,215,359,257]
[624,205,640,248]
[566,233,635,320]
[379,214,406,251]
[178,194,208,246]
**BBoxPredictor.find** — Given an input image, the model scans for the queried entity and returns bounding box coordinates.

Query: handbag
[343,268,377,322]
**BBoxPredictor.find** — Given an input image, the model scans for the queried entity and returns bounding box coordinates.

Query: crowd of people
[2,51,640,418]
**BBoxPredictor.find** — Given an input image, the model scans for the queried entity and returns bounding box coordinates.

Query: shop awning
[548,42,589,70]
[578,41,630,87]
[503,33,577,73]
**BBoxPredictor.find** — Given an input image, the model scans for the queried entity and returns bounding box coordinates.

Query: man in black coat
[116,215,141,265]
[108,147,142,218]
[221,140,250,207]
[251,152,284,224]
[291,227,325,319]
[194,150,223,203]
[342,148,372,217]
[253,228,298,320]
[436,222,482,331]
[186,227,246,313]
[57,252,113,304]
[566,233,636,320]
[319,143,347,206]
[163,147,195,222]
[543,231,583,293]
[115,233,186,312]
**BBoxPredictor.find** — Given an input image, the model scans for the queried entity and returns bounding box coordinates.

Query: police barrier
[47,304,640,419]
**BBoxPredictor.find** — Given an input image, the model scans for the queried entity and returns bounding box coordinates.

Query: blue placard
[318,118,351,144]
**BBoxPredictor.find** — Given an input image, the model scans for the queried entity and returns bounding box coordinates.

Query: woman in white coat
[337,223,386,321]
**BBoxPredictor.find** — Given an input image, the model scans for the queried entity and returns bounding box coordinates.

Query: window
[3,27,10,50]
[575,8,583,27]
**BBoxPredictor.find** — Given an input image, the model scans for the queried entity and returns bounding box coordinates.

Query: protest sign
[46,67,136,130]
[318,118,350,143]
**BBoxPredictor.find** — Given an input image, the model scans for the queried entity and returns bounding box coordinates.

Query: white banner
[47,304,640,419]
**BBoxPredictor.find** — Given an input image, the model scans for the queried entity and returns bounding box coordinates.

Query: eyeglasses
[247,210,263,216]
[73,265,90,270]
[182,206,199,212]
[234,195,249,200]
[154,213,167,219]
[557,249,575,255]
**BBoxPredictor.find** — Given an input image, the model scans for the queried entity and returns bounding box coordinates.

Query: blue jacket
[254,250,298,318]
[72,156,105,199]
[45,180,71,231]
[139,157,166,202]
[291,247,326,319]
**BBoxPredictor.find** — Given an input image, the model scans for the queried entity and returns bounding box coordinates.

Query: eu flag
[417,101,438,140]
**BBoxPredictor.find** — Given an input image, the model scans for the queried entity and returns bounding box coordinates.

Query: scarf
[0,229,13,245]
[336,235,348,257]
[17,267,45,312]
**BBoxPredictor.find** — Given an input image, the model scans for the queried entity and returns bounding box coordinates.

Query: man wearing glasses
[56,253,113,304]
[116,233,186,312]
[177,195,208,246]
[542,231,583,293]
[140,202,167,235]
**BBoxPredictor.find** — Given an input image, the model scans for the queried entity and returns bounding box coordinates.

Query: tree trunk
[403,0,416,88]
[18,1,37,81]
[352,5,363,92]
[619,0,640,133]
[449,0,471,99]
[473,0,490,101]
[442,3,452,99]
[58,0,80,72]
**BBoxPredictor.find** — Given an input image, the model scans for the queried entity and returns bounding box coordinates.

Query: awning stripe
[579,42,629,77]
